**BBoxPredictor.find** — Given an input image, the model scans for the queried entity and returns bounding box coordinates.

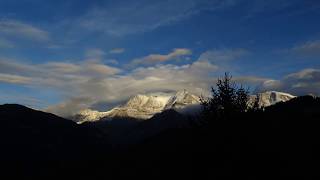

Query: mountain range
[2,93,320,178]
[72,90,296,124]
[72,90,201,124]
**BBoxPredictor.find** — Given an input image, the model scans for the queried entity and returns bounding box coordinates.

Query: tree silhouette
[200,73,249,123]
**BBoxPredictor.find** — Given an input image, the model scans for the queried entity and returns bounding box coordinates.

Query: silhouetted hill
[125,95,320,178]
[2,96,320,178]
[87,109,193,146]
[0,104,109,178]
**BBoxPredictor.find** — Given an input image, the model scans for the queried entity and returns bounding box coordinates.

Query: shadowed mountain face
[1,96,320,178]
[72,90,295,124]
[121,96,320,178]
[0,104,109,178]
[71,90,201,124]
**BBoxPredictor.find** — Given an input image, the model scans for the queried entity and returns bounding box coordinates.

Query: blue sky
[0,0,320,115]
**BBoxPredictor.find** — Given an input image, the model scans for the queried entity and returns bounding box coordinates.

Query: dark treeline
[113,74,320,178]
[1,74,320,179]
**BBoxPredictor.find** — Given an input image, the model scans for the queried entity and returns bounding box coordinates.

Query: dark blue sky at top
[0,0,320,110]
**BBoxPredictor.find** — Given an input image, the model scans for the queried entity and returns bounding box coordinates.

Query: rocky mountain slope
[250,91,296,107]
[72,90,201,124]
[72,90,296,124]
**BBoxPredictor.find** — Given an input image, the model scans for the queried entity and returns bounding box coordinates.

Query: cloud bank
[0,48,319,117]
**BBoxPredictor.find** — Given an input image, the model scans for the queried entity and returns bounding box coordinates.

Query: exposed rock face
[72,90,296,124]
[164,89,200,110]
[249,91,296,107]
[72,109,108,124]
[72,90,200,124]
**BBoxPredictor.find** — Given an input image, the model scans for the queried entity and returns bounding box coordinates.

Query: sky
[0,0,320,116]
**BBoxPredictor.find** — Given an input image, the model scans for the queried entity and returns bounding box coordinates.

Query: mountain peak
[250,91,296,107]
[72,90,200,123]
[164,90,200,110]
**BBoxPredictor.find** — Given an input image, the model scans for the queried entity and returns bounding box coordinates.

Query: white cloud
[0,48,259,116]
[0,54,218,116]
[46,97,93,117]
[109,48,125,54]
[0,73,32,84]
[257,68,320,96]
[3,48,301,117]
[0,19,50,41]
[131,48,192,66]
[46,60,218,116]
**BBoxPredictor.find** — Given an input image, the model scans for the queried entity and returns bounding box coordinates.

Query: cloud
[46,60,218,116]
[8,47,318,117]
[0,38,14,48]
[0,58,121,88]
[0,58,39,77]
[257,68,320,95]
[292,40,320,57]
[109,48,125,54]
[0,93,48,110]
[46,97,93,117]
[0,73,32,84]
[105,59,119,65]
[47,44,63,50]
[0,48,257,116]
[196,48,249,72]
[131,48,192,66]
[198,48,249,62]
[42,61,121,77]
[0,50,216,116]
[85,48,106,59]
[234,76,271,86]
[243,0,303,19]
[0,19,50,41]
[76,0,236,36]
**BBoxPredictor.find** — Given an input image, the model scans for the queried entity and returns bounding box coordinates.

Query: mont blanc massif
[72,90,296,124]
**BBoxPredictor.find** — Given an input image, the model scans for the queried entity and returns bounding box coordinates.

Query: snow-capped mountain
[164,89,200,110]
[71,109,109,123]
[72,90,296,124]
[72,90,201,124]
[250,91,296,107]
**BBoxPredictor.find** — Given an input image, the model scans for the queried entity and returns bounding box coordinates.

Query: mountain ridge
[72,90,296,124]
[72,90,201,124]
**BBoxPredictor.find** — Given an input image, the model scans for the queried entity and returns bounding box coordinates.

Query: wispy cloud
[105,59,119,65]
[76,0,236,36]
[109,48,125,54]
[198,48,249,62]
[292,40,320,57]
[0,19,50,41]
[131,48,192,66]
[0,73,32,84]
[85,48,106,59]
[197,48,250,72]
[0,38,14,48]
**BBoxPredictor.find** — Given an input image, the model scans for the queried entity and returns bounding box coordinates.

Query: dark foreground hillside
[0,104,110,178]
[108,96,320,179]
[1,96,320,178]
